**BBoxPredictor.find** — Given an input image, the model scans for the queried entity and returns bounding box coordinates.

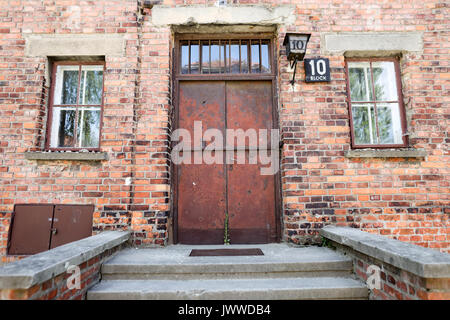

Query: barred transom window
[180,39,271,74]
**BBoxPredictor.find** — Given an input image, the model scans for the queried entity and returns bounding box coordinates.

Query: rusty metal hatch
[8,204,94,255]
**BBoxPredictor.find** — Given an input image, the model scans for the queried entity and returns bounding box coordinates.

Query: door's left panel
[8,204,54,255]
[177,81,227,244]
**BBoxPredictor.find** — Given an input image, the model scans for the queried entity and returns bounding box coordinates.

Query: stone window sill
[25,151,108,161]
[345,149,426,158]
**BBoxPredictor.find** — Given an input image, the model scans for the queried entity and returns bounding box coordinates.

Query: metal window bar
[248,40,251,74]
[188,40,191,74]
[219,40,221,73]
[239,40,242,73]
[259,39,262,73]
[229,39,232,73]
[208,40,211,73]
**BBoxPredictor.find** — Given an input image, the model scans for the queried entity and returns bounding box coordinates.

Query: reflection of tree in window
[377,106,393,143]
[62,71,78,104]
[349,69,364,101]
[58,109,75,147]
[78,110,100,147]
[80,70,103,104]
[352,106,376,144]
[372,68,385,101]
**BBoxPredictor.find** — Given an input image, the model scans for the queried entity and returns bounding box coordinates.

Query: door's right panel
[50,205,93,249]
[226,81,277,243]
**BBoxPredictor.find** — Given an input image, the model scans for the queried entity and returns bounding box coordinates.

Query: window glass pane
[230,41,240,73]
[201,41,210,74]
[261,41,270,73]
[180,42,189,74]
[210,41,221,74]
[190,41,200,74]
[221,43,227,73]
[77,108,100,148]
[377,103,402,144]
[372,61,398,101]
[352,104,377,145]
[51,107,76,147]
[54,66,79,105]
[348,62,372,102]
[79,66,103,105]
[251,41,260,73]
[241,41,249,73]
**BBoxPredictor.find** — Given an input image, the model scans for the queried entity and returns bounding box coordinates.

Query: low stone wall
[320,226,450,300]
[0,231,130,300]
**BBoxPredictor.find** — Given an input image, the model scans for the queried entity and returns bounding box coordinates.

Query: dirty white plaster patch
[321,32,423,56]
[150,5,296,26]
[24,34,126,57]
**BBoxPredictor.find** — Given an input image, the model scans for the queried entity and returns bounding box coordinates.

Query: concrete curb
[320,226,450,278]
[0,231,130,289]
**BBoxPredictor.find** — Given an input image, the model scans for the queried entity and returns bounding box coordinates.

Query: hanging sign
[283,33,311,61]
[304,58,331,82]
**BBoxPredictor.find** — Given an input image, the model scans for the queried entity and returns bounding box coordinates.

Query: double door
[176,80,278,244]
[8,204,93,254]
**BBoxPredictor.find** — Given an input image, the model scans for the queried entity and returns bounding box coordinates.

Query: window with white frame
[48,63,104,150]
[346,59,407,148]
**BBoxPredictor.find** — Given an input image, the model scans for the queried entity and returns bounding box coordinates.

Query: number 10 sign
[304,58,331,82]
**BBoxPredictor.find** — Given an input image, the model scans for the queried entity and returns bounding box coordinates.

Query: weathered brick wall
[276,0,449,251]
[0,0,448,262]
[0,0,171,262]
[128,11,171,246]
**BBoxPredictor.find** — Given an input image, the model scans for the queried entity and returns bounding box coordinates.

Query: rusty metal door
[176,80,276,244]
[226,81,276,243]
[49,205,94,249]
[8,204,54,255]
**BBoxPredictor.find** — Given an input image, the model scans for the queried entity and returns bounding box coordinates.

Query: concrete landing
[101,244,354,279]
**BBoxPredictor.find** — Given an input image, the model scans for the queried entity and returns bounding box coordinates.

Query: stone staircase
[87,244,369,300]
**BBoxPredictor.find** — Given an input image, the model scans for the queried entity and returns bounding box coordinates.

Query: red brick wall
[0,0,171,260]
[0,0,448,260]
[276,0,449,252]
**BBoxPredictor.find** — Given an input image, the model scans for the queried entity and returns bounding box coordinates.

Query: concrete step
[101,245,354,280]
[87,277,369,300]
